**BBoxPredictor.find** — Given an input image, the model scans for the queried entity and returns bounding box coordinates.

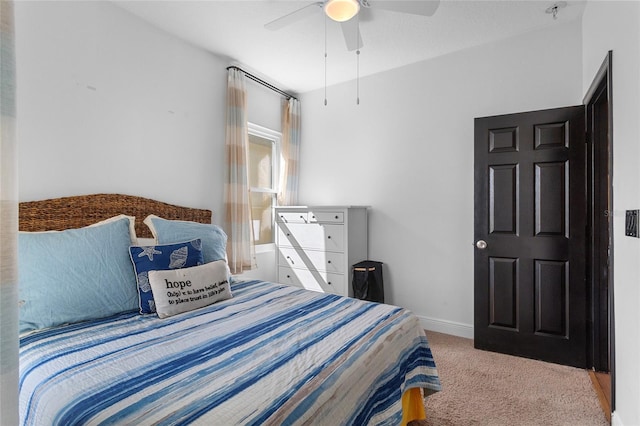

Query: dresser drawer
[277,223,344,252]
[308,211,344,223]
[278,266,345,295]
[276,211,309,223]
[278,247,344,273]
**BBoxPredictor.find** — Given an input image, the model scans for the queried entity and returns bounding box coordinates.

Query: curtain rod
[226,66,298,101]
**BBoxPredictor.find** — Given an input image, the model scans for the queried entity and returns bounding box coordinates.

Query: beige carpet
[410,331,609,426]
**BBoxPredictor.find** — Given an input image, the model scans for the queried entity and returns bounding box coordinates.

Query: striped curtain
[0,1,19,424]
[223,68,256,274]
[278,98,301,206]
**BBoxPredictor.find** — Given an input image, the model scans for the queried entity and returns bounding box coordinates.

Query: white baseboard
[611,411,623,426]
[417,315,474,339]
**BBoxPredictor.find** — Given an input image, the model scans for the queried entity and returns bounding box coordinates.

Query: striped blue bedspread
[20,280,441,425]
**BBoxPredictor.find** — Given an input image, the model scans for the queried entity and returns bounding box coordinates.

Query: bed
[18,194,441,425]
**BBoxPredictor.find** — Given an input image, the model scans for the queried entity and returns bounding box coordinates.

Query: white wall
[582,2,640,425]
[8,2,286,417]
[15,1,227,217]
[246,78,284,132]
[15,1,280,281]
[299,20,583,337]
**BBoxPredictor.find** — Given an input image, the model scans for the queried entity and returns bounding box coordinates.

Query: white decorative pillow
[148,260,232,318]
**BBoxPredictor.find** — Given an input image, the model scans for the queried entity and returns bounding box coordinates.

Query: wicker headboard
[19,194,213,238]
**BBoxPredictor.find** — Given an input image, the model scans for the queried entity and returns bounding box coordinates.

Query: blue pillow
[144,215,227,264]
[129,239,203,314]
[18,216,139,333]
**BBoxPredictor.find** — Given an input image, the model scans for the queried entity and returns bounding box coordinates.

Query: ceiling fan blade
[368,0,440,17]
[356,6,375,23]
[265,2,323,31]
[340,18,363,51]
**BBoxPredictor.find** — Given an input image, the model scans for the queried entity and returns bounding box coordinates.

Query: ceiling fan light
[325,0,360,22]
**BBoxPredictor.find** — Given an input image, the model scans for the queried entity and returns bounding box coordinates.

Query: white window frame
[247,122,281,252]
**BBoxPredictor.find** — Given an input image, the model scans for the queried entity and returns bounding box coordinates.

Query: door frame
[583,50,614,411]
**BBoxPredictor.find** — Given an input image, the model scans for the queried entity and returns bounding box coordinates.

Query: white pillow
[148,260,232,318]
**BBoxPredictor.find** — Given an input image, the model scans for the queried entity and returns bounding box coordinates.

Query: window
[248,123,281,246]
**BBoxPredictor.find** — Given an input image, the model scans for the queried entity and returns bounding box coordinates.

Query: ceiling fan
[265,0,441,51]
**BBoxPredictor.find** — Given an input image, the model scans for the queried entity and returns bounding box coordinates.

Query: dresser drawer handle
[327,235,331,239]
[327,260,331,264]
[335,215,339,219]
[286,275,291,279]
[286,256,294,264]
[328,281,332,285]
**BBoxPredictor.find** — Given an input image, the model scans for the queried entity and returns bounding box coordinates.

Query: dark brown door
[474,106,588,368]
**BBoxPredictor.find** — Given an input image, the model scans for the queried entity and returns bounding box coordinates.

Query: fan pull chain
[356,49,360,105]
[356,12,360,105]
[324,13,328,106]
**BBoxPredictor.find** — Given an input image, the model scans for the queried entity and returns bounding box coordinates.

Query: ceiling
[114,0,587,94]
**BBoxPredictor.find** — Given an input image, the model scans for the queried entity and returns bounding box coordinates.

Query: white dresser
[275,206,368,297]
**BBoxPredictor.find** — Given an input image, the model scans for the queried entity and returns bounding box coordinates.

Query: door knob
[476,240,488,250]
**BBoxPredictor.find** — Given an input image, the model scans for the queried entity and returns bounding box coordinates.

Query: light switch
[625,210,639,238]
